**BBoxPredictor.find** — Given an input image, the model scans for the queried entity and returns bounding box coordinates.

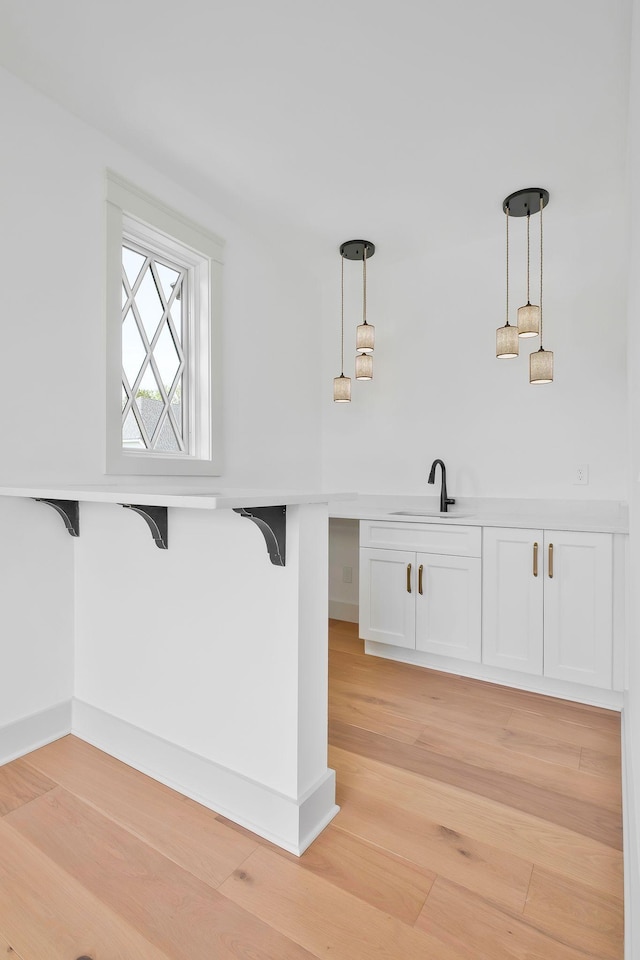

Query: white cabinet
[359,522,481,663]
[482,528,544,675]
[415,552,482,660]
[482,527,613,689]
[359,547,415,648]
[544,531,613,687]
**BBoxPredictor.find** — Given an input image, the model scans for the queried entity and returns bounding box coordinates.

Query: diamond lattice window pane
[170,298,182,342]
[171,391,183,437]
[121,235,194,455]
[135,394,163,440]
[123,246,146,289]
[123,409,144,448]
[156,413,181,452]
[156,262,181,304]
[155,322,182,392]
[122,308,146,386]
[135,266,164,339]
[137,361,162,398]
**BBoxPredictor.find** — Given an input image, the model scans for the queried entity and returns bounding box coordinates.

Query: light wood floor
[0,619,623,959]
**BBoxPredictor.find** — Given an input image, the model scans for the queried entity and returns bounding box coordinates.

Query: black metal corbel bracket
[233,505,286,566]
[121,504,168,549]
[34,498,80,537]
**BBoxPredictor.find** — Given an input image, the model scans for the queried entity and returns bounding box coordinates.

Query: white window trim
[106,170,224,476]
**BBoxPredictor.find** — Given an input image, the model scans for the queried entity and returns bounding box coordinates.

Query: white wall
[0,497,74,761]
[322,208,628,502]
[0,66,323,489]
[328,518,359,622]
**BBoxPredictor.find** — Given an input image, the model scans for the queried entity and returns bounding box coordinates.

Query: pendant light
[337,239,376,385]
[530,191,553,383]
[517,210,541,337]
[356,243,375,354]
[496,204,519,358]
[355,241,373,379]
[355,352,373,380]
[333,250,351,402]
[498,187,552,382]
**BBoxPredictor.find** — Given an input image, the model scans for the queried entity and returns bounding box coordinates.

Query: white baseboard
[0,700,72,765]
[329,599,358,623]
[622,702,638,960]
[72,699,339,855]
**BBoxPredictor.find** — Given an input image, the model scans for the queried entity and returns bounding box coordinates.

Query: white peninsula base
[0,487,341,855]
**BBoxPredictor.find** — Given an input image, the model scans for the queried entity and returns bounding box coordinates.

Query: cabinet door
[482,527,544,675]
[415,552,481,662]
[359,548,416,648]
[543,530,613,688]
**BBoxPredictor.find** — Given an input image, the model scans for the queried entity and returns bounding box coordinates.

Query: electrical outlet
[574,464,589,485]
[342,566,353,584]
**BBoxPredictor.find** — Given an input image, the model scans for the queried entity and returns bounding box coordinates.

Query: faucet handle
[446,498,456,507]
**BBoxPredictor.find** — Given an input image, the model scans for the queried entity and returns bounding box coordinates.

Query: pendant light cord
[526,211,531,303]
[505,205,510,325]
[340,253,345,376]
[363,244,367,326]
[539,192,544,347]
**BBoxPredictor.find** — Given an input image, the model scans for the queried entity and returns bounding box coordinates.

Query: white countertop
[0,484,354,511]
[0,485,627,532]
[328,495,628,534]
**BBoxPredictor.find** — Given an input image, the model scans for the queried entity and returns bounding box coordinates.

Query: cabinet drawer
[360,520,481,557]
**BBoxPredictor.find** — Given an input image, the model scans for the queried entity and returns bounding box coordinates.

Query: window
[106,172,223,475]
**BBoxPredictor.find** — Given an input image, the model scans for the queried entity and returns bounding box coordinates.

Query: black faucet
[428,459,456,513]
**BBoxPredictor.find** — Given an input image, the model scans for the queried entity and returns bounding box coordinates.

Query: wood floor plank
[416,876,598,960]
[330,674,514,726]
[213,811,438,926]
[415,707,583,769]
[23,735,259,887]
[0,818,173,960]
[219,844,468,960]
[330,719,622,849]
[329,745,624,900]
[0,931,26,960]
[328,620,362,652]
[580,746,623,779]
[329,618,359,634]
[330,689,426,743]
[415,722,621,812]
[327,632,363,654]
[418,725,622,815]
[285,823,436,925]
[523,866,624,959]
[4,788,318,960]
[0,757,55,816]
[507,708,621,757]
[333,783,534,913]
[330,654,516,722]
[444,678,621,728]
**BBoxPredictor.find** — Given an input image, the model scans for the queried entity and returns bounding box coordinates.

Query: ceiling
[0,0,632,270]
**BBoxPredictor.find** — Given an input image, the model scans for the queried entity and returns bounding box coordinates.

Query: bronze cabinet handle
[407,563,412,593]
[548,543,554,578]
[533,542,538,577]
[418,564,424,595]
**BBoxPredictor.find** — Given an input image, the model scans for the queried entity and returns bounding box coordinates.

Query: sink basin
[389,510,473,519]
